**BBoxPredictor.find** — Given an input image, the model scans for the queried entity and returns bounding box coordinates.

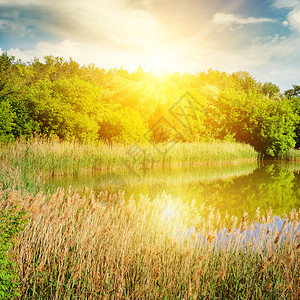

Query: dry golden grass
[1,189,299,299]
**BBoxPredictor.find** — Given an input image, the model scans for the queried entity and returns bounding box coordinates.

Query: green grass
[1,138,259,174]
[0,137,258,194]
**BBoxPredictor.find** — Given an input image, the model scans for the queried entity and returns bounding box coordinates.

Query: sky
[0,0,300,91]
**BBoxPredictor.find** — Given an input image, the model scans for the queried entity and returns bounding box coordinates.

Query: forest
[1,52,300,157]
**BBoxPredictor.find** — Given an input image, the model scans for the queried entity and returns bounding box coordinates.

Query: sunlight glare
[149,55,171,75]
[143,46,176,75]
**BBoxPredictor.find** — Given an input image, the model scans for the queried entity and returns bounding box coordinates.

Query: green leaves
[0,204,27,299]
[257,100,299,157]
[99,107,149,142]
[27,77,103,141]
[210,87,299,157]
[284,84,300,98]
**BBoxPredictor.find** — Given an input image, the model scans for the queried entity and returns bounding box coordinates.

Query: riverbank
[1,189,299,299]
[0,137,258,193]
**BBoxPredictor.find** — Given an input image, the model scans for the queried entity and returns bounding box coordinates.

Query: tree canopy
[0,53,299,157]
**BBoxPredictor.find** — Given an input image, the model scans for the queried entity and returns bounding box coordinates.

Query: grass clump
[2,189,299,299]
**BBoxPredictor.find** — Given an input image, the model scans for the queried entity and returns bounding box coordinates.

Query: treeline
[0,53,300,157]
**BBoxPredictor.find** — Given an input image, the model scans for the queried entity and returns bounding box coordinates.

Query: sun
[143,49,175,75]
[149,55,171,75]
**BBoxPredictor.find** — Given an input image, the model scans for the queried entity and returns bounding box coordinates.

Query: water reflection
[183,216,299,251]
[182,161,300,218]
[43,161,300,218]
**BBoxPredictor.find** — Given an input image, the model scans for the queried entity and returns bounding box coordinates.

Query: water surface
[43,161,300,218]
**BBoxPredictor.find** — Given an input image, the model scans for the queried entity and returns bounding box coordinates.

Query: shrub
[0,196,27,299]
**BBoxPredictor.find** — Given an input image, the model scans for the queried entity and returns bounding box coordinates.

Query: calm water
[43,161,300,218]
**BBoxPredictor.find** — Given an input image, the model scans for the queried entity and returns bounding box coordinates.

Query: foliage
[99,106,149,142]
[286,93,300,148]
[1,52,300,156]
[0,101,15,142]
[26,77,102,141]
[258,100,298,156]
[0,196,27,299]
[284,84,300,98]
[0,54,20,142]
[261,81,281,98]
[0,53,37,142]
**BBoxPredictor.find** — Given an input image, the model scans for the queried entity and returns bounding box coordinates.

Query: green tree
[26,77,103,140]
[211,84,298,156]
[284,84,300,98]
[0,102,15,142]
[98,107,149,142]
[231,71,262,93]
[284,86,300,148]
[287,96,300,148]
[261,82,281,99]
[258,101,298,156]
[0,53,37,141]
[18,56,81,86]
[0,53,17,141]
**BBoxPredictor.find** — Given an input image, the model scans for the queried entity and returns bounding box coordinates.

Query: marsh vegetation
[1,188,299,299]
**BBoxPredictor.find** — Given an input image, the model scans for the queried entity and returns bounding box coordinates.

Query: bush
[0,198,27,299]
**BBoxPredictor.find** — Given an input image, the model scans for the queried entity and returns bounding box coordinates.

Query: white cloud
[272,0,299,9]
[287,6,300,32]
[0,0,40,4]
[0,19,32,37]
[57,1,158,47]
[6,40,81,63]
[251,34,287,43]
[0,0,158,50]
[212,12,276,27]
[282,20,289,26]
[3,40,138,70]
[3,38,195,74]
[272,0,300,33]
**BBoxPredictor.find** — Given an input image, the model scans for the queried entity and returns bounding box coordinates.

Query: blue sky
[1,0,300,91]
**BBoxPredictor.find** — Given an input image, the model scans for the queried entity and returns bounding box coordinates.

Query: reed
[0,137,258,194]
[279,149,300,161]
[2,189,299,299]
[0,137,258,176]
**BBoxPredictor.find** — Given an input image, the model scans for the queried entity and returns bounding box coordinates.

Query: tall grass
[279,149,300,161]
[0,137,258,193]
[2,189,299,299]
[0,137,258,175]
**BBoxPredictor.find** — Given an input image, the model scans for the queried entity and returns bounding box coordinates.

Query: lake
[43,161,300,218]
